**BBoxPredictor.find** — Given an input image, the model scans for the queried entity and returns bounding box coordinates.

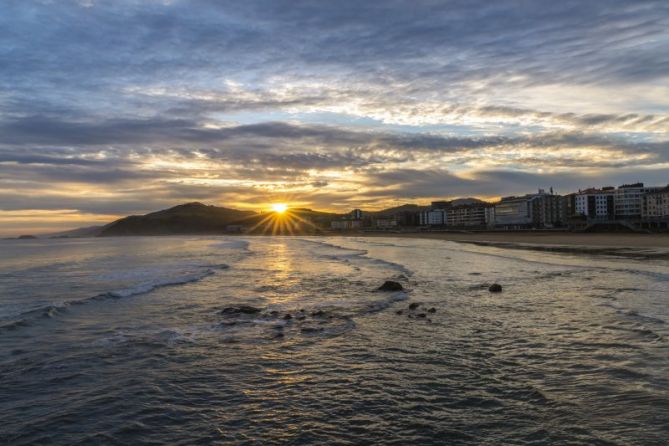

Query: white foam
[108,269,215,298]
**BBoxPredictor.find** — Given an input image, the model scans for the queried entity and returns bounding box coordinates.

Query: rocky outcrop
[220,305,262,315]
[377,281,404,292]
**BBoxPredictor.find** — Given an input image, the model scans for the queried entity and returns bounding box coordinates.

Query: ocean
[1,236,668,445]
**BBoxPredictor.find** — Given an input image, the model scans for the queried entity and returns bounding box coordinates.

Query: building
[374,217,398,229]
[531,194,566,228]
[485,206,496,228]
[642,186,669,219]
[493,196,534,228]
[330,219,362,230]
[446,203,489,227]
[614,183,661,219]
[419,209,447,226]
[393,211,420,227]
[573,187,615,219]
[331,208,365,230]
[493,189,565,229]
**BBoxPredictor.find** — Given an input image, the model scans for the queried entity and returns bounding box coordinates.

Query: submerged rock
[408,302,421,310]
[220,305,262,315]
[416,313,427,318]
[311,310,326,317]
[488,284,503,293]
[283,313,293,320]
[377,281,404,292]
[396,310,404,315]
[427,307,436,313]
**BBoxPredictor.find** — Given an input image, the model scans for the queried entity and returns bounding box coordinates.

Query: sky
[1,0,668,234]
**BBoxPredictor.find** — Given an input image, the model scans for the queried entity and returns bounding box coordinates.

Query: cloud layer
[0,0,668,233]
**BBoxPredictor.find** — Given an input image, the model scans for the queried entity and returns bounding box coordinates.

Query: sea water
[1,236,668,445]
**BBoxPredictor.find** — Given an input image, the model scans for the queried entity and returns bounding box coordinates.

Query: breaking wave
[0,264,228,333]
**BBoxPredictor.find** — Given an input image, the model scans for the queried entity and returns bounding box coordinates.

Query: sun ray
[245,212,276,234]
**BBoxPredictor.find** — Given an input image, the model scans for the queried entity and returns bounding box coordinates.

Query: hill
[99,202,258,236]
[368,204,428,216]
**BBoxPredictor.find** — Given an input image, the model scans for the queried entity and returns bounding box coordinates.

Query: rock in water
[377,281,403,292]
[283,313,292,320]
[220,305,262,315]
[427,307,436,313]
[408,302,421,310]
[488,284,503,293]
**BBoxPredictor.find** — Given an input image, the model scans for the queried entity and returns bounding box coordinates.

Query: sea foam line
[0,264,228,333]
[299,238,414,276]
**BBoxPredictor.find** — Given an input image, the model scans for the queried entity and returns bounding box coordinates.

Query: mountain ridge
[41,200,491,237]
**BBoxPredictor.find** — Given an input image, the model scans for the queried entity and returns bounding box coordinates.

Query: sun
[271,203,288,214]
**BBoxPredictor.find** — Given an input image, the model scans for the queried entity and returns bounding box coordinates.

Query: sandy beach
[351,231,669,251]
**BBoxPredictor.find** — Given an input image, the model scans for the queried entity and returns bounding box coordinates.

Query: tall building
[615,183,660,219]
[419,209,447,225]
[642,186,669,219]
[531,194,566,228]
[493,189,565,229]
[574,187,615,219]
[446,203,490,227]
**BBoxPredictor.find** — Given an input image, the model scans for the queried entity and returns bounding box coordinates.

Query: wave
[299,238,414,275]
[107,268,217,298]
[0,264,228,333]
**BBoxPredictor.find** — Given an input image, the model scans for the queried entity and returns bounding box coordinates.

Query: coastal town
[330,183,669,232]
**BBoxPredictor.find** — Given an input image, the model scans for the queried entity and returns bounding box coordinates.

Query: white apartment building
[615,183,661,219]
[574,188,614,219]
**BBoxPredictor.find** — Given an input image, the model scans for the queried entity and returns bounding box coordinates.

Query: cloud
[1,0,668,233]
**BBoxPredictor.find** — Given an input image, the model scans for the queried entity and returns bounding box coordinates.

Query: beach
[355,231,669,249]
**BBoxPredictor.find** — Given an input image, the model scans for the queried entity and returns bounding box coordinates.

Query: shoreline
[348,231,669,259]
[349,231,669,248]
[14,230,669,259]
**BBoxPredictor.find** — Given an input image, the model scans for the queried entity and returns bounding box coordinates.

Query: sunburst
[271,203,288,213]
[240,205,321,236]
